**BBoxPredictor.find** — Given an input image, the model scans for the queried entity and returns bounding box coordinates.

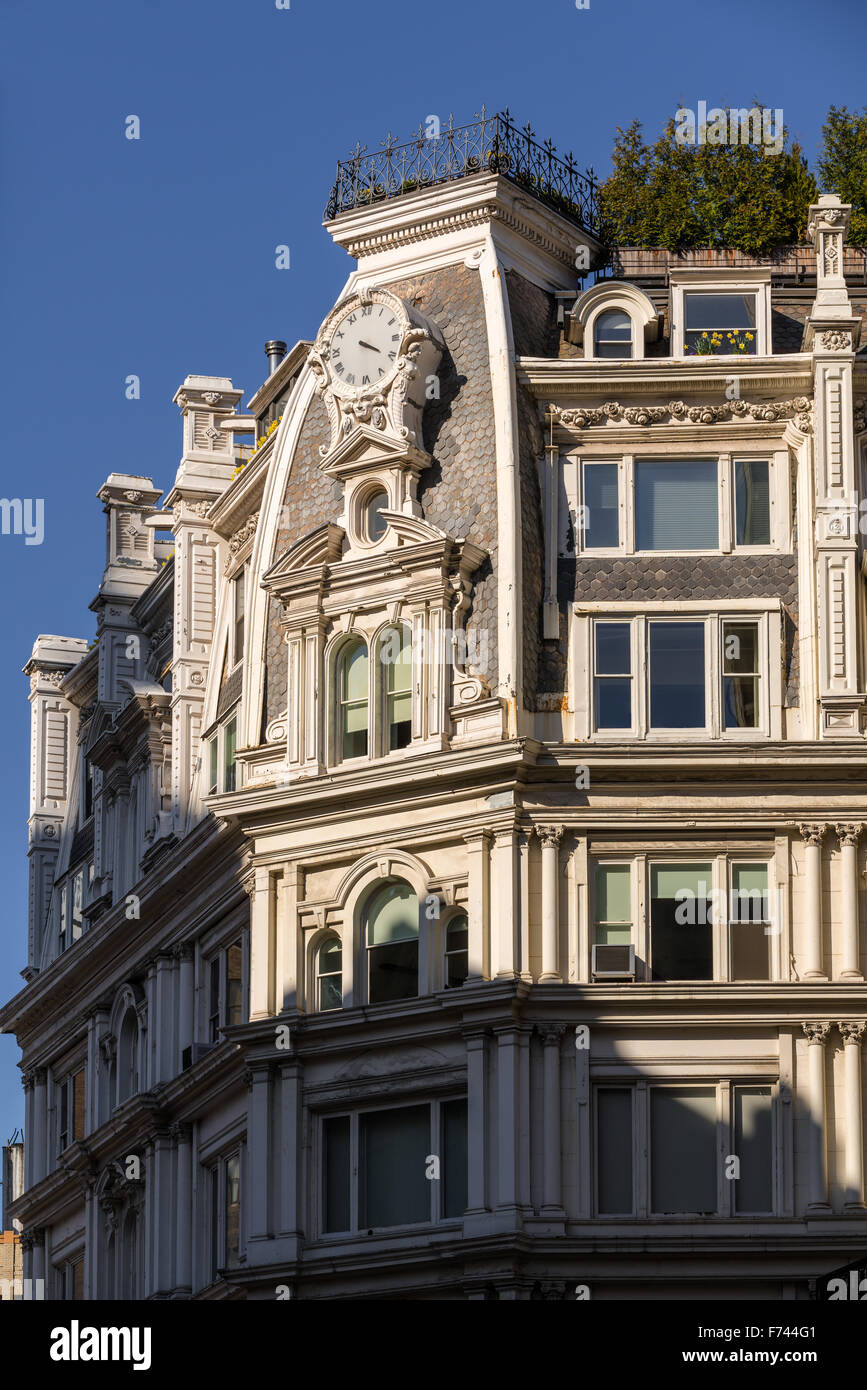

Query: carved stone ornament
[203,391,222,405]
[549,397,813,433]
[309,284,445,458]
[838,1021,867,1045]
[535,824,564,848]
[225,512,259,572]
[819,330,851,351]
[175,392,188,409]
[836,823,864,847]
[123,490,143,503]
[855,399,867,434]
[174,500,213,521]
[799,823,828,846]
[802,1022,831,1044]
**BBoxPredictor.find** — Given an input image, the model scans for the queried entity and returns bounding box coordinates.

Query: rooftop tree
[817,105,867,248]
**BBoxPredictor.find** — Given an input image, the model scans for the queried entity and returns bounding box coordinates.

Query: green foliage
[598,111,818,254]
[817,106,867,248]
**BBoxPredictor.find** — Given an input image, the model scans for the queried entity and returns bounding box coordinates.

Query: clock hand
[358,340,381,353]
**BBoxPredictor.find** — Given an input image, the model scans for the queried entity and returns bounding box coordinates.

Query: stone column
[278,1060,302,1246]
[493,1026,520,1216]
[30,1228,45,1296]
[491,829,519,978]
[463,832,491,983]
[540,1026,565,1216]
[173,1122,193,1293]
[464,1031,488,1226]
[176,944,194,1067]
[836,825,864,980]
[247,1065,272,1242]
[799,825,828,980]
[536,826,563,982]
[802,1022,831,1212]
[838,1021,866,1210]
[151,1129,176,1295]
[32,1069,47,1185]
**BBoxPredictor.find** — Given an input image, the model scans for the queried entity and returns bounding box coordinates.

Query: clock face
[328,301,404,392]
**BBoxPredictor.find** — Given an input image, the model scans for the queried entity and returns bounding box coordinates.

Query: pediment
[320,423,429,480]
[380,510,448,546]
[262,522,346,587]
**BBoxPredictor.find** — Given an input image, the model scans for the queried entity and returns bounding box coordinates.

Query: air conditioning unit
[181,1042,217,1071]
[592,944,635,979]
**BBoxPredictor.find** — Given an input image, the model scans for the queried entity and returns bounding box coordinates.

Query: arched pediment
[571,280,660,355]
[333,848,433,908]
[262,522,345,585]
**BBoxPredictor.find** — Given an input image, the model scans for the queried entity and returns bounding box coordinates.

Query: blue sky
[0,0,864,1146]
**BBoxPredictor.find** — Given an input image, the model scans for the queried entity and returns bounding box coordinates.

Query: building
[2,110,867,1300]
[0,1137,24,1299]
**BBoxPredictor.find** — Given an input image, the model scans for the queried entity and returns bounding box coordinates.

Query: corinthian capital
[802,1022,831,1044]
[535,824,564,849]
[836,823,864,847]
[799,824,828,847]
[838,1021,867,1045]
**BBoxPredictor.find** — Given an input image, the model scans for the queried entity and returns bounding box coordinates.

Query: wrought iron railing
[324,107,598,232]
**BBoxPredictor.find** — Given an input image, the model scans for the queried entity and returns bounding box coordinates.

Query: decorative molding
[802,1022,831,1044]
[838,1021,867,1045]
[820,331,851,351]
[799,823,829,847]
[549,396,813,433]
[836,823,864,847]
[225,511,259,572]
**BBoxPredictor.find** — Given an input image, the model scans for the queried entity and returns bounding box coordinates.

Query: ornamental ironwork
[324,107,598,232]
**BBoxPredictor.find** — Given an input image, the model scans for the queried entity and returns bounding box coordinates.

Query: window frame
[592,1078,779,1218]
[592,308,634,360]
[205,710,240,796]
[230,564,247,670]
[670,275,771,359]
[205,935,247,1043]
[317,1097,467,1238]
[566,450,783,560]
[328,626,419,769]
[575,602,779,742]
[208,1146,244,1281]
[586,850,778,983]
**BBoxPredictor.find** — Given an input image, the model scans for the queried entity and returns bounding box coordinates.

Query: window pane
[226,941,243,1026]
[636,461,718,550]
[723,622,759,729]
[445,913,469,988]
[597,1089,633,1214]
[342,642,368,702]
[650,863,713,981]
[730,863,770,980]
[323,1116,350,1233]
[365,882,419,944]
[442,1099,468,1218]
[369,941,418,1004]
[595,865,631,925]
[649,623,706,728]
[685,293,756,330]
[223,719,237,792]
[361,1106,429,1228]
[365,490,388,542]
[584,464,619,548]
[595,623,630,675]
[595,680,632,730]
[225,1155,241,1268]
[340,641,368,759]
[595,311,632,359]
[650,1087,717,1213]
[209,737,218,795]
[735,461,770,545]
[734,1087,773,1213]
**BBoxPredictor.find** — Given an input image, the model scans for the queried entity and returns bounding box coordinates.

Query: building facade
[3,113,867,1300]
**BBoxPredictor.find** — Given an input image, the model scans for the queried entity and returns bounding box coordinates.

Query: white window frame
[586,850,778,983]
[205,711,239,795]
[567,449,786,558]
[670,273,772,359]
[587,305,635,361]
[328,625,419,769]
[573,600,781,742]
[230,564,247,669]
[592,1078,779,1218]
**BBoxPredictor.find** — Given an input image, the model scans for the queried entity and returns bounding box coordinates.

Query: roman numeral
[392,334,400,341]
[346,372,355,384]
[388,352,396,361]
[335,331,343,339]
[378,368,384,378]
[335,362,344,374]
[348,314,356,324]
[388,318,395,325]
[378,307,384,317]
[361,306,371,316]
[362,374,370,384]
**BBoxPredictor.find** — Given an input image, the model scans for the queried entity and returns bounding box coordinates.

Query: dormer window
[594,310,633,359]
[683,292,757,356]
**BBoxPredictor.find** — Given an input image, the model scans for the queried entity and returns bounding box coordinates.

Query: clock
[327,299,407,395]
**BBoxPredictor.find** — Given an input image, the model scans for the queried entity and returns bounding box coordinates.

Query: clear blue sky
[0,0,864,1144]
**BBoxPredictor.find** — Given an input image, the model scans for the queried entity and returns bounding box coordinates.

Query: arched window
[364,881,419,1004]
[594,310,633,359]
[117,1009,139,1104]
[338,639,369,760]
[444,913,469,988]
[316,937,343,1011]
[380,626,412,751]
[363,489,389,543]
